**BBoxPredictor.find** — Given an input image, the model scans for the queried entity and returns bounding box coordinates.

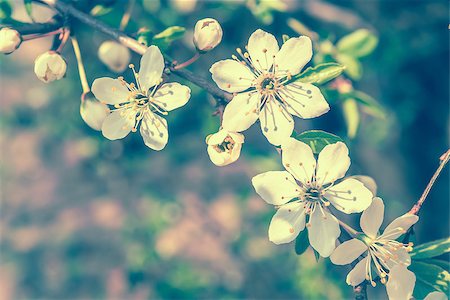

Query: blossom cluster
[2,12,447,299]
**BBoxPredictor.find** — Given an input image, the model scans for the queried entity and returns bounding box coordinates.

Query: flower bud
[98,40,131,73]
[34,51,67,83]
[193,18,223,52]
[0,27,22,54]
[206,129,244,166]
[80,92,110,131]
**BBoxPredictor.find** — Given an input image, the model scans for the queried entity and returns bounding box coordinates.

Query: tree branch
[36,0,232,102]
[409,149,450,215]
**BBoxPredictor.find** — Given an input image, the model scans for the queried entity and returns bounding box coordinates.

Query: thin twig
[38,0,233,102]
[409,149,450,215]
[71,36,90,94]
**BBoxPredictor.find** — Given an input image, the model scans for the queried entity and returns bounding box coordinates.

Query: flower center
[304,187,323,202]
[213,136,235,153]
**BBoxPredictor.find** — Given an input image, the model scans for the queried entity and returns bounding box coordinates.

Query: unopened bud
[34,51,67,83]
[0,27,22,54]
[98,40,131,73]
[80,92,110,131]
[193,18,222,52]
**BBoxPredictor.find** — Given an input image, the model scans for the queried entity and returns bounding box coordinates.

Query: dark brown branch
[37,0,232,102]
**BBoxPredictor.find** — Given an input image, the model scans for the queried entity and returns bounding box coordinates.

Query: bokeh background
[1,0,449,299]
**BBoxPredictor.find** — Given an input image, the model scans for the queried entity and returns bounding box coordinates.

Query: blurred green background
[0,0,449,299]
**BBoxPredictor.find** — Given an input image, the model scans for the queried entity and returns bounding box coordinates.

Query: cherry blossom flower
[330,197,419,299]
[80,92,110,131]
[92,46,191,150]
[206,129,244,166]
[252,138,373,256]
[210,29,329,145]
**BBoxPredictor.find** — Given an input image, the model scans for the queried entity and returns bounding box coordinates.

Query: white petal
[346,257,369,286]
[152,82,190,111]
[247,29,279,71]
[268,202,306,245]
[424,292,448,300]
[386,266,416,300]
[349,175,378,196]
[80,97,110,131]
[308,207,340,257]
[360,197,384,239]
[206,130,244,167]
[330,239,367,265]
[316,142,351,186]
[222,92,259,132]
[92,77,130,105]
[259,101,294,146]
[140,110,168,151]
[210,59,255,93]
[383,247,411,270]
[252,171,300,206]
[281,83,329,119]
[139,45,165,92]
[325,178,373,214]
[381,214,419,240]
[275,36,312,75]
[281,137,316,184]
[101,109,135,140]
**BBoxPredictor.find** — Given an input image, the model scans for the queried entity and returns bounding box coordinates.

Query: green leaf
[411,237,450,260]
[426,259,450,272]
[410,261,450,299]
[23,0,35,22]
[152,26,185,51]
[345,90,386,118]
[336,53,362,80]
[288,63,345,85]
[0,0,12,19]
[294,230,309,255]
[90,5,113,16]
[296,130,344,154]
[342,98,359,138]
[137,27,153,47]
[337,29,378,58]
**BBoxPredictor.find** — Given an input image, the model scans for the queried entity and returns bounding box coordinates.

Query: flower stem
[71,36,90,94]
[55,27,70,53]
[173,52,201,70]
[119,0,135,31]
[22,28,63,41]
[338,219,358,236]
[409,149,450,215]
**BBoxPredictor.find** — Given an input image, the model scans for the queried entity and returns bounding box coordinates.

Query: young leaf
[345,90,386,118]
[411,237,450,260]
[152,26,185,51]
[296,130,344,154]
[23,0,35,22]
[337,29,378,58]
[137,27,153,47]
[294,229,309,255]
[342,98,359,138]
[282,34,289,43]
[410,261,450,299]
[287,63,345,85]
[0,0,12,19]
[336,53,362,80]
[90,5,113,16]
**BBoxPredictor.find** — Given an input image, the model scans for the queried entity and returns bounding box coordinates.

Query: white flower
[252,138,373,257]
[91,46,191,150]
[34,51,67,83]
[0,27,22,54]
[210,29,329,146]
[80,92,110,131]
[424,292,448,300]
[98,40,131,73]
[330,197,419,299]
[193,18,223,52]
[206,129,244,166]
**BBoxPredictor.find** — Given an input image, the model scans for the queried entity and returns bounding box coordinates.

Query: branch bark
[36,0,233,102]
